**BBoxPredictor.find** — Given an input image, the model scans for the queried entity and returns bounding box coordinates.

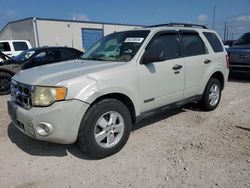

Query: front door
[138,31,185,112]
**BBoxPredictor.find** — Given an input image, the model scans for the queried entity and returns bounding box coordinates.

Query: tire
[0,72,12,95]
[200,78,222,111]
[77,98,132,159]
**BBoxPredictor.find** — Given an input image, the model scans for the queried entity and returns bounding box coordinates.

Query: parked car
[7,23,229,158]
[227,32,250,77]
[0,46,83,95]
[0,40,32,59]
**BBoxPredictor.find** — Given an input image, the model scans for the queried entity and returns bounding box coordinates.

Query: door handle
[172,64,183,70]
[204,59,211,64]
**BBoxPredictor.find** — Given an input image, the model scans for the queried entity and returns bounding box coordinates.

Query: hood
[13,59,125,86]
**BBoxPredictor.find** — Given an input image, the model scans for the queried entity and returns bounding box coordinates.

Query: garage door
[81,29,103,51]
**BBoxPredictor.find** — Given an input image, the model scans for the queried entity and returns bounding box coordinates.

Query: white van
[0,40,32,57]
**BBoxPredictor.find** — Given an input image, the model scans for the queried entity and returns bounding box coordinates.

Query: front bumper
[7,99,89,144]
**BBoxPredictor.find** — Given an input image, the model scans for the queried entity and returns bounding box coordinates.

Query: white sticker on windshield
[124,37,144,43]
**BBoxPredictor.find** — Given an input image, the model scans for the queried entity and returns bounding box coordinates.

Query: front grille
[11,80,33,110]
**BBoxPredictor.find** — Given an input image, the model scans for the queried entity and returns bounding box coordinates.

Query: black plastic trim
[135,95,202,123]
[146,22,207,29]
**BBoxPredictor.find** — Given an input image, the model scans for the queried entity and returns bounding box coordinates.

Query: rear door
[180,30,211,98]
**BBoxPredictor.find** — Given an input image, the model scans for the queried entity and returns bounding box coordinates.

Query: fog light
[35,122,54,136]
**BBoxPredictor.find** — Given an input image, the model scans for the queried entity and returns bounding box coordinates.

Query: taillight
[226,54,229,68]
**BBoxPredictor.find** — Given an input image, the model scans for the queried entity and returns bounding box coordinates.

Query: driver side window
[143,33,181,63]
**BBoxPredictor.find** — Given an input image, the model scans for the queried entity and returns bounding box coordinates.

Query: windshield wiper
[81,57,105,61]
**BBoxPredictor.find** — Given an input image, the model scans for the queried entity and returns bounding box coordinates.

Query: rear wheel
[0,72,12,95]
[77,99,132,159]
[200,78,222,111]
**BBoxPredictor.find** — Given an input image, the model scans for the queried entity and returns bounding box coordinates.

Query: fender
[58,75,141,116]
[199,64,227,95]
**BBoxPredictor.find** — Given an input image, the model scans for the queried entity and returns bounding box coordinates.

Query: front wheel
[200,78,222,111]
[77,99,132,159]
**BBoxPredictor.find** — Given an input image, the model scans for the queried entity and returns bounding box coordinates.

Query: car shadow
[7,123,93,160]
[182,102,204,112]
[228,76,250,83]
[132,107,186,131]
[7,107,187,160]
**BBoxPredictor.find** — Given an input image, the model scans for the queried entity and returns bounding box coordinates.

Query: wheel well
[92,93,136,124]
[210,71,225,90]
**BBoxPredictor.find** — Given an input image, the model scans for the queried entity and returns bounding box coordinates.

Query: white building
[0,17,142,51]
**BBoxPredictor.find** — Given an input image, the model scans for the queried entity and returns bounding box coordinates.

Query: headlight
[32,86,67,107]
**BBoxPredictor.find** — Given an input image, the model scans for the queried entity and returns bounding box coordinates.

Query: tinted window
[0,42,11,52]
[46,50,62,62]
[34,50,61,63]
[13,42,28,51]
[145,33,181,61]
[61,49,80,59]
[182,34,206,56]
[203,32,223,52]
[13,50,35,61]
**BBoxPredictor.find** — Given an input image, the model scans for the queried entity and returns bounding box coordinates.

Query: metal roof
[0,17,143,33]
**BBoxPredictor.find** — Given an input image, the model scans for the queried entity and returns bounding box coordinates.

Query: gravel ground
[0,79,249,188]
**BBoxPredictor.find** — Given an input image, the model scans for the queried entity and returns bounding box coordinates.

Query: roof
[25,46,81,51]
[0,17,144,33]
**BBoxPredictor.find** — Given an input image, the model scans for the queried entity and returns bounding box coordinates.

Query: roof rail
[146,22,208,29]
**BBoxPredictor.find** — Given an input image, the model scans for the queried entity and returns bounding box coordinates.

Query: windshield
[13,49,35,62]
[81,30,150,62]
[234,33,250,45]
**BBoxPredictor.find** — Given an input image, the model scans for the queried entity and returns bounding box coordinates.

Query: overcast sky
[0,0,250,39]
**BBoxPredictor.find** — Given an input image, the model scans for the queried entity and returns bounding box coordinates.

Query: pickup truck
[228,32,250,77]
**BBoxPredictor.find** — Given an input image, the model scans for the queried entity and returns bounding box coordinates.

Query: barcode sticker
[124,37,144,43]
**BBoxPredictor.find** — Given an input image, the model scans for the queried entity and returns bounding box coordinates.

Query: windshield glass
[81,30,150,62]
[234,33,250,45]
[13,49,35,62]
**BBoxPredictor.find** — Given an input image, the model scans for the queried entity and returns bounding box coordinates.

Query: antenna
[212,6,216,29]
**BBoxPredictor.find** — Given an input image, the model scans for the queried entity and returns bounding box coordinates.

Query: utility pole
[224,22,227,41]
[212,6,216,29]
[226,27,229,41]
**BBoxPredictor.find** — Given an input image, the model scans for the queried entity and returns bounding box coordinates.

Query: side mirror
[141,50,164,64]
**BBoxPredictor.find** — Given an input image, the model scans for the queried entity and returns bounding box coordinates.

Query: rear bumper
[229,64,250,73]
[7,99,89,144]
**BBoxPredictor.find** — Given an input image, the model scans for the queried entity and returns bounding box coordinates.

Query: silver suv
[8,23,229,158]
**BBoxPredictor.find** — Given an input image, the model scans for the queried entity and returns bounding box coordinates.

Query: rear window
[0,42,11,52]
[13,42,29,51]
[203,32,223,52]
